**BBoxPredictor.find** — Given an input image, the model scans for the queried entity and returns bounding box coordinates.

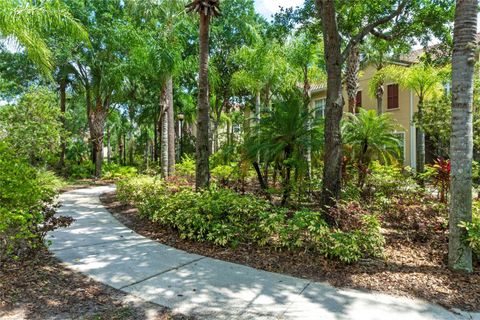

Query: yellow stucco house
[310,62,421,168]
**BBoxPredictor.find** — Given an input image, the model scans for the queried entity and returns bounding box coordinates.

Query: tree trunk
[253,161,267,190]
[376,65,384,115]
[416,96,426,175]
[154,116,158,162]
[318,0,344,219]
[160,83,169,178]
[128,135,135,165]
[118,134,123,165]
[255,91,261,163]
[448,0,477,273]
[144,134,149,168]
[167,76,176,176]
[281,146,293,206]
[346,44,360,113]
[58,78,67,170]
[195,12,211,190]
[107,125,111,164]
[88,100,108,178]
[123,134,127,165]
[213,120,219,153]
[304,65,312,181]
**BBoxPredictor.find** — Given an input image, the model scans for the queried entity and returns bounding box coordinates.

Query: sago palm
[245,92,323,205]
[342,108,402,188]
[0,0,87,74]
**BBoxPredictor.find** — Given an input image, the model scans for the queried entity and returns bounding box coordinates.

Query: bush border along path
[48,186,478,320]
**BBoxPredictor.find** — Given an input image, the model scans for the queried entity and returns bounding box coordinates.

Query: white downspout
[410,89,416,170]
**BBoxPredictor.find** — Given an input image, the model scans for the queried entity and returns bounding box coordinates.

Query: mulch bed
[100,191,480,312]
[0,233,193,319]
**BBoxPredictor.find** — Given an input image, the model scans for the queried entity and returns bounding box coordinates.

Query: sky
[254,0,305,19]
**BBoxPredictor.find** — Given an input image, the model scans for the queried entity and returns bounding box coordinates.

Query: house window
[315,98,326,118]
[355,91,362,113]
[392,132,405,163]
[387,84,399,109]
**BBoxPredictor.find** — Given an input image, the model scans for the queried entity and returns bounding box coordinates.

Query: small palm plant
[245,92,323,205]
[342,109,402,188]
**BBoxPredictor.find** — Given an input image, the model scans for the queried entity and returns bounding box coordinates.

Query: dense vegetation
[0,0,478,276]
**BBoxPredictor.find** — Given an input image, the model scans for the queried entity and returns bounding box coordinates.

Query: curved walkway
[48,186,479,320]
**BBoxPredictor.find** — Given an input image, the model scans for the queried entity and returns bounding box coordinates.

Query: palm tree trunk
[416,96,426,175]
[195,11,211,190]
[160,84,169,178]
[346,44,360,113]
[448,0,477,273]
[281,146,293,206]
[88,100,107,178]
[375,65,384,115]
[167,76,176,176]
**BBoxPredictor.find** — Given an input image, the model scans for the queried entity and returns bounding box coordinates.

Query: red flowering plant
[432,158,451,203]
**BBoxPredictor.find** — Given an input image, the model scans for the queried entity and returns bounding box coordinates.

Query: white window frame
[314,98,326,118]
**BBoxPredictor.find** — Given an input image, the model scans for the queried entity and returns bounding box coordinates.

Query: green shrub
[65,161,95,179]
[175,155,195,177]
[460,201,480,257]
[0,87,63,165]
[211,164,235,184]
[117,177,385,263]
[368,161,419,197]
[103,163,137,180]
[0,142,71,264]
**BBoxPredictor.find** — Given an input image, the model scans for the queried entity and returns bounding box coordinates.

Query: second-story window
[387,84,399,109]
[355,91,362,113]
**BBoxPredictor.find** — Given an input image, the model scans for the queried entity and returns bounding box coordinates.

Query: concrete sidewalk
[47,186,479,320]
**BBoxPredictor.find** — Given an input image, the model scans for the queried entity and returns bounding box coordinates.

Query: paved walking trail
[47,186,480,320]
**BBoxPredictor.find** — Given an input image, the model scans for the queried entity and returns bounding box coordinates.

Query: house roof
[399,32,480,63]
[308,33,480,93]
[309,83,327,94]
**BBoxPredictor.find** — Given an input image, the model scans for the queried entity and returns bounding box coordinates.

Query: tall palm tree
[448,0,477,273]
[363,39,391,115]
[186,0,220,190]
[0,0,87,75]
[342,109,401,188]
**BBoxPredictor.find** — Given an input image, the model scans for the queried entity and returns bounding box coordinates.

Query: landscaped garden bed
[101,177,480,312]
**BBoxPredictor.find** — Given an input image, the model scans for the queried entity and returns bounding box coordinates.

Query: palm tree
[245,92,323,206]
[129,0,186,177]
[363,38,392,115]
[286,32,325,181]
[186,0,220,190]
[342,109,402,189]
[0,0,87,75]
[448,0,477,273]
